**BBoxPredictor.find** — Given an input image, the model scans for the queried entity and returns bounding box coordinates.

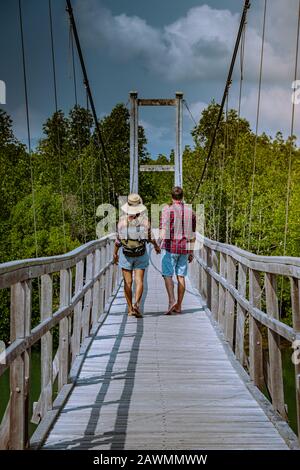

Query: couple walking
[113,186,196,317]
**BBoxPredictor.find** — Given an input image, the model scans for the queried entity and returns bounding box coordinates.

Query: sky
[1,0,300,157]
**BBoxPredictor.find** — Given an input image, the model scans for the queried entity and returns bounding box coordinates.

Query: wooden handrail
[198,234,300,276]
[190,234,300,442]
[0,234,121,450]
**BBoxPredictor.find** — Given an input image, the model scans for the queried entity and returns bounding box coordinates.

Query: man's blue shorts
[161,250,188,277]
[119,247,149,271]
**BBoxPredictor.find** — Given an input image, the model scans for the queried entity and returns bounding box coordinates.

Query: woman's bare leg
[133,269,145,317]
[122,269,134,314]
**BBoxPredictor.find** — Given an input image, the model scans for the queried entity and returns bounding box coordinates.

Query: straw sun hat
[121,193,147,215]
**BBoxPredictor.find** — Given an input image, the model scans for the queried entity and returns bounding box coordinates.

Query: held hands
[154,244,161,255]
[188,253,194,263]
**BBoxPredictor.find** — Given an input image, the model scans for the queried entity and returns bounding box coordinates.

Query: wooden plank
[235,263,247,364]
[40,274,53,419]
[265,273,286,419]
[195,256,297,343]
[43,257,291,451]
[58,269,70,391]
[224,255,236,348]
[218,252,226,330]
[0,266,110,376]
[196,234,300,278]
[138,98,176,106]
[249,269,264,390]
[9,282,26,449]
[140,165,175,172]
[290,276,300,438]
[0,236,109,289]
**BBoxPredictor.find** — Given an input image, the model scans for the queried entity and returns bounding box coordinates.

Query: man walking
[159,187,196,315]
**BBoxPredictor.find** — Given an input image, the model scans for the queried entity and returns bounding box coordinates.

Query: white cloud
[241,84,298,139]
[76,0,295,84]
[75,0,300,144]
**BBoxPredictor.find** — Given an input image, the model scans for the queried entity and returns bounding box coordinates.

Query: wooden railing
[189,234,300,440]
[0,234,121,450]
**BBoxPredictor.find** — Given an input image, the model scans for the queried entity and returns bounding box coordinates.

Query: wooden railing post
[206,246,212,310]
[40,274,53,419]
[210,250,219,320]
[82,253,94,339]
[72,260,84,361]
[218,252,226,330]
[249,269,264,390]
[191,248,199,290]
[105,241,111,305]
[265,273,286,418]
[109,240,114,296]
[202,246,209,304]
[235,263,247,364]
[199,246,204,298]
[58,269,71,391]
[9,281,31,449]
[91,248,101,329]
[99,245,106,316]
[224,255,236,348]
[290,276,300,440]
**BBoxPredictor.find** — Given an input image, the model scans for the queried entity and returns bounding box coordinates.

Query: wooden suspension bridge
[0,235,299,450]
[0,0,300,451]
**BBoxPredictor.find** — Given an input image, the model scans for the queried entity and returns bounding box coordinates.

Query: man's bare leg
[122,269,134,315]
[173,275,185,313]
[163,276,176,314]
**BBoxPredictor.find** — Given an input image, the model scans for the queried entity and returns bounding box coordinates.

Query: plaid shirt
[159,201,196,254]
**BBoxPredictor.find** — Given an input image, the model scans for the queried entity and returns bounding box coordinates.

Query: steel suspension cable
[229,22,247,244]
[49,0,67,252]
[18,0,38,258]
[191,0,251,203]
[247,0,267,250]
[69,26,87,242]
[217,94,229,241]
[65,0,116,202]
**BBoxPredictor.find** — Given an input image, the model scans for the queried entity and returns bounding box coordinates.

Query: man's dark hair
[171,186,184,201]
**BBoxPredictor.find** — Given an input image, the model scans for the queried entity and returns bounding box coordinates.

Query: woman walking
[113,194,160,318]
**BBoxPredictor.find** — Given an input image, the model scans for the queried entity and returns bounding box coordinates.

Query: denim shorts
[161,250,188,277]
[119,247,149,271]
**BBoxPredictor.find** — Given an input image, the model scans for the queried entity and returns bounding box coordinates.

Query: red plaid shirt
[159,201,196,254]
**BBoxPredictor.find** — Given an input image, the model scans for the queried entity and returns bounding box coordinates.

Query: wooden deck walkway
[43,250,290,450]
